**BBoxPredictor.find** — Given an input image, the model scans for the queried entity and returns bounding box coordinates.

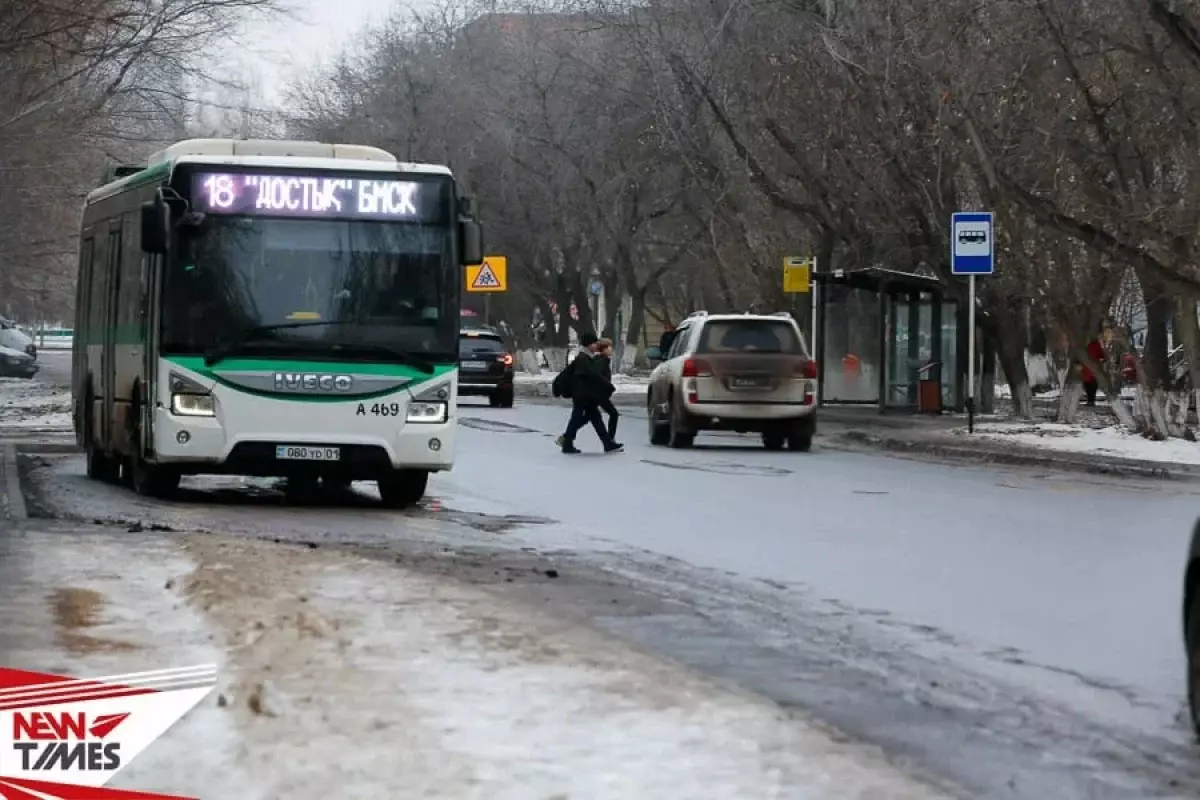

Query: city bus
[73,138,483,507]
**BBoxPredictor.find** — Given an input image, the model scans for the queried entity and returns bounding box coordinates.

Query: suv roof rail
[683,310,708,320]
[769,311,793,318]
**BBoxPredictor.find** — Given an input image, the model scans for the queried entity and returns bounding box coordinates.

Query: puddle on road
[639,458,792,477]
[50,586,137,655]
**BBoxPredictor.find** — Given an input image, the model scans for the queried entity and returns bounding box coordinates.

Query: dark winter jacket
[594,354,616,399]
[568,350,609,404]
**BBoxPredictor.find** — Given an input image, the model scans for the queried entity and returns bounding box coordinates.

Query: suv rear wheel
[667,397,694,449]
[788,417,815,452]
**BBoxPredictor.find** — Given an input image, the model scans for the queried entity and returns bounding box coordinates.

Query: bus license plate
[275,445,340,461]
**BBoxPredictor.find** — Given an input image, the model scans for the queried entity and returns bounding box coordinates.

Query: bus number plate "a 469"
[275,445,340,461]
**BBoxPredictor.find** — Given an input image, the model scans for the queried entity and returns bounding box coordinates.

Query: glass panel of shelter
[883,290,938,409]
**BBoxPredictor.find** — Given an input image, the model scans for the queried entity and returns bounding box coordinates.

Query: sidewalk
[818,406,1200,480]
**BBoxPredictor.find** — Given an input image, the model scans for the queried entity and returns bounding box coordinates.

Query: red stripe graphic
[0,668,159,712]
[0,776,196,799]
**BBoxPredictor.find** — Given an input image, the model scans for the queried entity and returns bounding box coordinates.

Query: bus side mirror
[460,219,483,267]
[140,197,170,254]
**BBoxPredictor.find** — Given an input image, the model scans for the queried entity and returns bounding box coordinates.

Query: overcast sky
[216,0,409,109]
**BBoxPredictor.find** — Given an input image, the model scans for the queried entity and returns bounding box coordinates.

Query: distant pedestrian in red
[1081,338,1105,406]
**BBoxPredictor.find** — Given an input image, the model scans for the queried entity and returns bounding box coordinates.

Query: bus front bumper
[150,407,455,477]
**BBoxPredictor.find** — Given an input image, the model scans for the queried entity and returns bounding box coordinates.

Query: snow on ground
[515,371,651,396]
[993,383,1136,401]
[0,376,71,428]
[2,526,951,799]
[965,421,1200,464]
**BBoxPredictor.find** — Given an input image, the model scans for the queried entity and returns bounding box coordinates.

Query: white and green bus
[73,138,483,506]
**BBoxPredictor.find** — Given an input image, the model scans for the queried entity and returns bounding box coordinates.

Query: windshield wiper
[326,342,435,374]
[203,321,435,373]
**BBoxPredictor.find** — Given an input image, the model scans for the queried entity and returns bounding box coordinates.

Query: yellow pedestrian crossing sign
[782,256,813,294]
[466,256,507,293]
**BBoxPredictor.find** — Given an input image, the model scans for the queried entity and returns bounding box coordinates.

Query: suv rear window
[459,335,505,356]
[696,320,804,354]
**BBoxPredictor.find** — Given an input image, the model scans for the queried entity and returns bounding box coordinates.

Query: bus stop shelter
[813,267,967,412]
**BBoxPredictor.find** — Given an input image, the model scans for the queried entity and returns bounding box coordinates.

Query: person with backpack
[553,333,622,454]
[594,338,621,444]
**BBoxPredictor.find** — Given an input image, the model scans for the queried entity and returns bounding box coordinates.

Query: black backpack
[552,361,574,398]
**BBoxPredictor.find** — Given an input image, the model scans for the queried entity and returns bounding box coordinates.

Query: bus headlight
[171,393,215,417]
[406,401,447,423]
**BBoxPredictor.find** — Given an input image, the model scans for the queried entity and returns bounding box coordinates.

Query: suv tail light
[500,353,514,366]
[681,358,712,378]
[794,359,817,379]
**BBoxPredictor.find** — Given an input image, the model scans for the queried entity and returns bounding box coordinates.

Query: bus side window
[76,238,94,344]
[119,212,141,330]
[89,236,108,339]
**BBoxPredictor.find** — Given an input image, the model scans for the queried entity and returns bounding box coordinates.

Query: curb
[2,444,27,520]
[827,429,1195,481]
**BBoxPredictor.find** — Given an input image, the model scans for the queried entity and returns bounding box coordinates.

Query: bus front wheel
[128,395,179,498]
[377,469,428,509]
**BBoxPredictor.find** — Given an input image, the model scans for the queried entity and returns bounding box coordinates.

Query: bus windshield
[161,217,458,362]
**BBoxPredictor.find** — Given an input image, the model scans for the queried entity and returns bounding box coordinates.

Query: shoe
[561,441,581,454]
[554,435,565,447]
[604,442,624,453]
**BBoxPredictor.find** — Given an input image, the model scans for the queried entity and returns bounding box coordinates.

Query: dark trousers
[1083,379,1098,406]
[564,401,610,444]
[598,397,619,439]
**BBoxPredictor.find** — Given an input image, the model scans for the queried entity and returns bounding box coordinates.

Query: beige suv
[646,312,818,450]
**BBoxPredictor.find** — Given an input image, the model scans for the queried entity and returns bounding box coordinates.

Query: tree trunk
[1138,268,1172,389]
[1177,293,1200,396]
[1056,372,1082,424]
[995,337,1031,417]
[981,343,997,414]
[621,288,647,373]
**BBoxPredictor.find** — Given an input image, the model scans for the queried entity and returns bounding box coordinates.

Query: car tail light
[681,358,712,378]
[794,359,817,379]
[501,353,514,366]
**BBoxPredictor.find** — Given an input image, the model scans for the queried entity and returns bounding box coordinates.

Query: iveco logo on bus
[274,373,354,392]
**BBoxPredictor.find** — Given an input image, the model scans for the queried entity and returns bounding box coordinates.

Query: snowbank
[6,524,952,799]
[0,377,71,429]
[964,421,1200,465]
[993,383,1136,401]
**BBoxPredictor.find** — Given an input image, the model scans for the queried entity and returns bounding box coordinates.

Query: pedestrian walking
[554,333,622,454]
[594,338,621,445]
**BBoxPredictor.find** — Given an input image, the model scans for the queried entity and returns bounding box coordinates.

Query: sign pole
[950,211,992,433]
[967,274,975,434]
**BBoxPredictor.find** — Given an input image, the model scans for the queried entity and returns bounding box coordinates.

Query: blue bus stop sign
[951,212,994,275]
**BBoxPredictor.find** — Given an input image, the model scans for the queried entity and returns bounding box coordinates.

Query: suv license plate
[731,376,768,388]
[462,360,487,370]
[276,445,340,461]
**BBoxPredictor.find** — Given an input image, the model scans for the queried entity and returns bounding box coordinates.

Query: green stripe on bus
[165,355,455,403]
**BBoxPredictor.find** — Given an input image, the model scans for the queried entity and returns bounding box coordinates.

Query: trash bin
[917,362,942,413]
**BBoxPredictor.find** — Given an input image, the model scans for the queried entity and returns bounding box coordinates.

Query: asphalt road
[16,353,1200,797]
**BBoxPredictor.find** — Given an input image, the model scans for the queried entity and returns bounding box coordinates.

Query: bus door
[141,252,162,456]
[102,222,123,450]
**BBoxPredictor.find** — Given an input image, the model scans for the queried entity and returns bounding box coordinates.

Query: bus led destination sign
[190,171,441,221]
